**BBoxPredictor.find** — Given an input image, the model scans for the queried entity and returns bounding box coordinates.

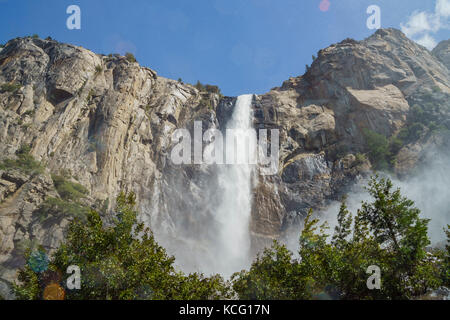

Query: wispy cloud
[400,0,450,50]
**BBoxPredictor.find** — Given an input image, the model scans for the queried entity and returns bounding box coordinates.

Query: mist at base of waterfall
[284,148,450,254]
[149,94,257,278]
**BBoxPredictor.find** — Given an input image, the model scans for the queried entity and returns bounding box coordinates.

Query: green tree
[232,176,442,300]
[125,52,136,63]
[195,81,205,91]
[363,129,390,170]
[14,192,232,300]
[357,176,440,298]
[441,225,450,287]
[332,198,352,249]
[232,241,311,300]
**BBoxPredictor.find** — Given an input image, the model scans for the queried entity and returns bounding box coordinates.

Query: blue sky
[0,0,449,96]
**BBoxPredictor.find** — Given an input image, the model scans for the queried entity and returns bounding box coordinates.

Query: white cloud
[401,11,436,37]
[400,0,450,50]
[436,0,450,18]
[415,33,438,49]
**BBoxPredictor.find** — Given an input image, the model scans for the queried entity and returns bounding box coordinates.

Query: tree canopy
[13,192,232,300]
[13,176,448,300]
[232,176,446,300]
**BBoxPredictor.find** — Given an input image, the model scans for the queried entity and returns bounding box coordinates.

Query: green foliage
[15,192,232,300]
[125,52,137,63]
[354,153,367,166]
[332,198,353,248]
[13,176,444,300]
[442,225,450,287]
[31,34,39,39]
[194,81,222,96]
[232,176,442,300]
[36,175,89,222]
[17,144,31,155]
[13,264,40,299]
[86,89,95,103]
[199,95,213,110]
[357,177,440,298]
[37,197,89,222]
[398,98,450,143]
[23,109,35,117]
[94,65,103,75]
[362,129,406,170]
[204,84,221,95]
[1,82,22,93]
[397,123,426,143]
[232,241,310,300]
[0,145,43,175]
[193,81,223,110]
[195,81,205,91]
[363,129,391,171]
[51,175,88,201]
[388,136,402,153]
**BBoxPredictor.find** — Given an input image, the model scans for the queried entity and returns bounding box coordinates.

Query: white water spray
[150,94,258,277]
[212,94,256,276]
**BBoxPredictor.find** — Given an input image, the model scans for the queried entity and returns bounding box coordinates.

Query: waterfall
[149,94,257,277]
[211,94,256,276]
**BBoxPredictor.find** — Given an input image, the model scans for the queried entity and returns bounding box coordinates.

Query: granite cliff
[0,28,449,294]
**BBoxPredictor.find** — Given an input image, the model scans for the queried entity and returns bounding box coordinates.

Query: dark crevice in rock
[47,88,73,106]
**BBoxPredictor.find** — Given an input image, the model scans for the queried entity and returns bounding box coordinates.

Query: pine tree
[332,196,353,249]
[357,176,440,298]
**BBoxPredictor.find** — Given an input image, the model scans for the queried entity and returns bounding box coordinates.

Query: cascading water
[211,94,257,276]
[148,94,257,278]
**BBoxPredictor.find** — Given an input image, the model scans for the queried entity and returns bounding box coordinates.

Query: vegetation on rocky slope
[362,89,450,172]
[13,176,449,300]
[0,144,44,176]
[0,82,22,94]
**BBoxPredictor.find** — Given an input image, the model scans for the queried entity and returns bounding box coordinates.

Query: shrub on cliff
[14,192,232,300]
[195,81,222,96]
[125,52,136,63]
[363,129,391,171]
[36,174,90,222]
[51,174,88,202]
[0,144,43,175]
[0,82,22,93]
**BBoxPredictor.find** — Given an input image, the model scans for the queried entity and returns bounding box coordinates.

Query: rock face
[250,29,450,248]
[0,37,223,287]
[433,39,450,70]
[0,29,449,292]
